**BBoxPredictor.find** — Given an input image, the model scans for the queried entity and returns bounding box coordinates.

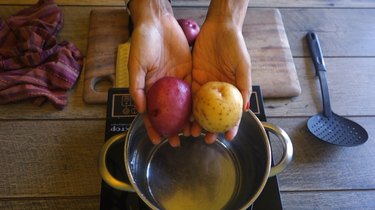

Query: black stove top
[100,86,283,210]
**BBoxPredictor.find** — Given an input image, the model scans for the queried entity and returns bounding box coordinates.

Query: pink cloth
[0,0,83,109]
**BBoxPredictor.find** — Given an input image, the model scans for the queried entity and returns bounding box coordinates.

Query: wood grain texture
[0,197,100,210]
[264,57,375,117]
[173,0,375,8]
[83,8,301,103]
[174,8,301,99]
[1,191,374,209]
[2,0,375,8]
[83,9,130,104]
[3,7,375,58]
[281,9,375,57]
[0,120,105,196]
[267,117,375,191]
[281,191,375,210]
[1,2,375,209]
[1,8,373,118]
[1,57,374,119]
[0,117,373,203]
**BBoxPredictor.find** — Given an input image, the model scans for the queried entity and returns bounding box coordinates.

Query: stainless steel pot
[99,111,293,210]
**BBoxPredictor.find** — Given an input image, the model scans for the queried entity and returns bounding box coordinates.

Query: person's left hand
[191,17,252,144]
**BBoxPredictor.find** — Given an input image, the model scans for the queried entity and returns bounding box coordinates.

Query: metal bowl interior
[124,111,271,210]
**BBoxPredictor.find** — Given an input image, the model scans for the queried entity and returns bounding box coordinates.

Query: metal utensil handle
[306,32,333,117]
[98,132,134,192]
[262,122,293,177]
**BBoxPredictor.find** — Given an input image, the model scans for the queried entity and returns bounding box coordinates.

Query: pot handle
[262,122,293,177]
[98,132,134,192]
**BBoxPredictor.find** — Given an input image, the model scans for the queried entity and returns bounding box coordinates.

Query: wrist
[128,0,173,26]
[206,0,249,28]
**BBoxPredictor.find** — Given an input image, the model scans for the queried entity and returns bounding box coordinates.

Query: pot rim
[241,110,272,209]
[124,110,272,210]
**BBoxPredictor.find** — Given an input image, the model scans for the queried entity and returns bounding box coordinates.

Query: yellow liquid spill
[152,152,238,210]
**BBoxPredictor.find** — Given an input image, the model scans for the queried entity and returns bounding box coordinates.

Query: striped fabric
[0,0,83,109]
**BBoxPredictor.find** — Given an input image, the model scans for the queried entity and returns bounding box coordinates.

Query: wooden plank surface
[175,8,301,99]
[281,9,375,57]
[1,1,375,209]
[83,8,300,103]
[0,117,373,207]
[0,7,375,119]
[2,6,375,57]
[2,0,375,8]
[281,191,375,210]
[265,57,375,117]
[0,197,100,210]
[83,9,130,104]
[0,8,373,118]
[0,120,104,197]
[0,117,373,195]
[1,57,374,119]
[268,117,375,190]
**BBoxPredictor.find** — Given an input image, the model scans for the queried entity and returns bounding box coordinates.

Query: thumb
[128,58,147,114]
[236,58,252,111]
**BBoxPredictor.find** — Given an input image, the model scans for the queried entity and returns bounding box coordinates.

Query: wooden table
[1,1,374,209]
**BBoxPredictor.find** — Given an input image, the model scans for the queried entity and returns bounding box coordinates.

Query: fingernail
[151,138,161,145]
[170,140,180,148]
[135,103,140,113]
[245,102,250,111]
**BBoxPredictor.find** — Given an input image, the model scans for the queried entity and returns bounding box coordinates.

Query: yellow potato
[193,81,243,133]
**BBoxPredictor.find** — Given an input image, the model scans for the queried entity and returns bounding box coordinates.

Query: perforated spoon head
[307,113,368,146]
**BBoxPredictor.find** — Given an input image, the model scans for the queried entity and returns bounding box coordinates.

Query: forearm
[207,0,249,27]
[128,0,173,26]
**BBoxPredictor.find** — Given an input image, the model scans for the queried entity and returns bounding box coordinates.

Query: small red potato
[147,77,192,137]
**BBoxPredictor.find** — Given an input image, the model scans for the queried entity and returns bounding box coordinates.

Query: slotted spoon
[306,32,368,146]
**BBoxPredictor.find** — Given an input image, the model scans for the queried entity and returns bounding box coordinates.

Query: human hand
[191,0,252,144]
[128,0,192,147]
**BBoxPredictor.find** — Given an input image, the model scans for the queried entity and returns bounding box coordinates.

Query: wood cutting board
[83,8,301,104]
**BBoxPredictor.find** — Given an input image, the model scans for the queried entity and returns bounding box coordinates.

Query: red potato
[177,18,200,46]
[147,77,192,137]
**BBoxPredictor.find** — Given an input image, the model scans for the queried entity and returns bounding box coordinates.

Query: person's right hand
[128,0,192,147]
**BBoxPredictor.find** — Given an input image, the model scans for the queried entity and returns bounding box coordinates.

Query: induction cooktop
[100,86,283,210]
